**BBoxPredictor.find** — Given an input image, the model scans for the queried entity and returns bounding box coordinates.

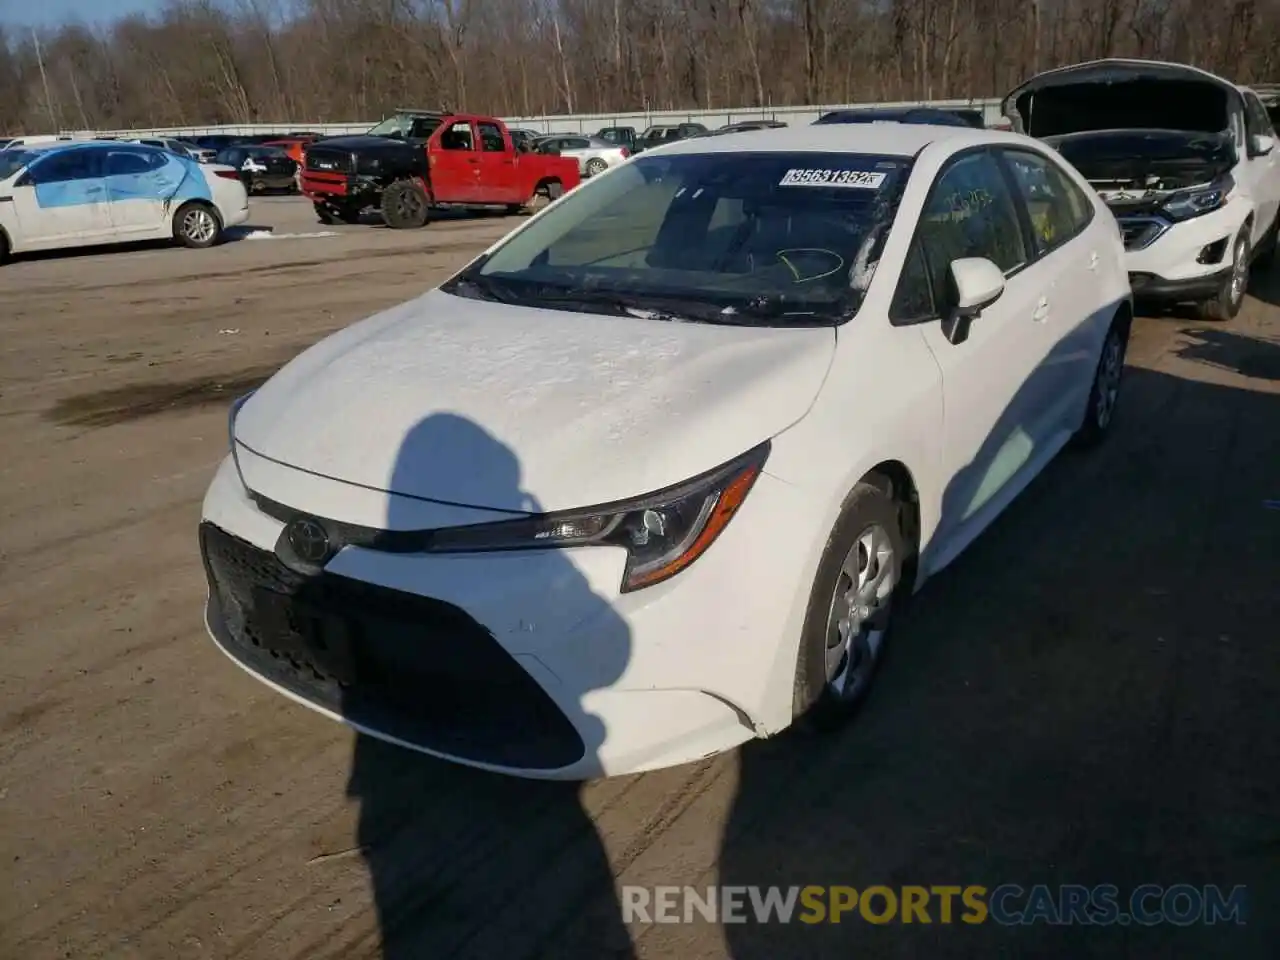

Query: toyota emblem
[286,518,331,564]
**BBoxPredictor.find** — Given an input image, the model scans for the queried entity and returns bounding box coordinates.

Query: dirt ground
[1,198,1277,960]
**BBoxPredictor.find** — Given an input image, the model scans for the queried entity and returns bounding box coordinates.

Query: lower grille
[199,522,584,770]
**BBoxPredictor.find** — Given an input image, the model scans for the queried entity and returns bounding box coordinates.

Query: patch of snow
[240,230,340,240]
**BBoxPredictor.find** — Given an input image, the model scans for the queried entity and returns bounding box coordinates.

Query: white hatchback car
[200,124,1132,779]
[1005,58,1280,320]
[0,140,248,263]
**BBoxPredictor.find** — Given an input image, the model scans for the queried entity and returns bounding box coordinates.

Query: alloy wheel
[183,208,217,244]
[825,523,896,701]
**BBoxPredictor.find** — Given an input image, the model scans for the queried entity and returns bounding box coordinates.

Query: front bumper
[1127,268,1229,301]
[1119,197,1248,302]
[300,172,386,202]
[199,454,820,779]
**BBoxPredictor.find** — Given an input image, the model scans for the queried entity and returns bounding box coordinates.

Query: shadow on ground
[1174,327,1280,382]
[715,364,1280,958]
[341,413,635,959]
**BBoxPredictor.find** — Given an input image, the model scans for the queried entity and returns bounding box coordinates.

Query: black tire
[381,180,430,229]
[1254,222,1277,269]
[1197,232,1249,321]
[0,229,10,266]
[315,202,340,225]
[522,180,563,215]
[1073,313,1130,448]
[793,481,907,732]
[172,201,222,249]
[585,158,607,177]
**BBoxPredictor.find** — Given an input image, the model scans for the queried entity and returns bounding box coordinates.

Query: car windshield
[0,149,35,179]
[446,150,912,326]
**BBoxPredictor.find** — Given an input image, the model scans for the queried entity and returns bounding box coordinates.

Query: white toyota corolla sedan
[200,123,1132,779]
[0,140,248,263]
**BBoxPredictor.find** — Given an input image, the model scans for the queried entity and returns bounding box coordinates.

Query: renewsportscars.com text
[623,884,1249,926]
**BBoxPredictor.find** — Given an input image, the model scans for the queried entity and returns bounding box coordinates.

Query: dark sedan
[214,144,299,194]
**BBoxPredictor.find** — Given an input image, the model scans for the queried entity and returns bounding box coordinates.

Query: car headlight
[1161,175,1233,221]
[426,442,770,592]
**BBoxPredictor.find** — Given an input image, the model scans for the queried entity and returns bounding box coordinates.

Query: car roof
[13,139,147,155]
[650,122,1011,158]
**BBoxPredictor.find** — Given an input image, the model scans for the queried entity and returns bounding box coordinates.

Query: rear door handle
[1032,297,1050,322]
[1088,251,1099,271]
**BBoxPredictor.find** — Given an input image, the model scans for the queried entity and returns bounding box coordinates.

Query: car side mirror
[14,172,32,188]
[944,257,1005,345]
[1249,133,1275,157]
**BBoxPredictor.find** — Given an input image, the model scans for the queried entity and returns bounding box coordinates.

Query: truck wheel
[382,180,430,229]
[315,203,340,225]
[522,180,563,215]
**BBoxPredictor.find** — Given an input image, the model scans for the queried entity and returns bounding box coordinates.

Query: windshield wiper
[523,289,756,324]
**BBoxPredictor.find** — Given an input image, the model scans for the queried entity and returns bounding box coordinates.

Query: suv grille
[199,522,584,770]
[304,147,353,173]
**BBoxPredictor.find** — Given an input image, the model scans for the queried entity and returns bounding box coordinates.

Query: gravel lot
[1,197,1277,960]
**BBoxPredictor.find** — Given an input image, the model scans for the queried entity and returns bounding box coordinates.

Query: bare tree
[4,0,1280,134]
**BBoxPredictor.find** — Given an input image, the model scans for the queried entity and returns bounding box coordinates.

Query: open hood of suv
[1004,59,1236,139]
[1043,129,1236,193]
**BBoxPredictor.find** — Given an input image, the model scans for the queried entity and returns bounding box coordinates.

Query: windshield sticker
[779,168,886,189]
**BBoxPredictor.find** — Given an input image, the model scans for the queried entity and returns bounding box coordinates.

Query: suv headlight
[426,442,770,592]
[1161,175,1233,221]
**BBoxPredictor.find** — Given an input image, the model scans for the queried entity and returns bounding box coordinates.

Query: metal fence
[54,96,1007,141]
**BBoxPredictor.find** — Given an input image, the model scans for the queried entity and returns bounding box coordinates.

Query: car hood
[305,135,409,152]
[232,289,835,514]
[1003,59,1234,139]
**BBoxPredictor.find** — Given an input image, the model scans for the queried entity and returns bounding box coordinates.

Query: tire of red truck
[382,180,431,229]
[521,179,564,215]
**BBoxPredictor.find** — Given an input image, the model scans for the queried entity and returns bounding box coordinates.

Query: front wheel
[173,202,222,249]
[793,483,906,731]
[381,180,430,229]
[1198,232,1249,321]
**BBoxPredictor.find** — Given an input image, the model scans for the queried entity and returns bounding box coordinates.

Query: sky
[0,0,166,30]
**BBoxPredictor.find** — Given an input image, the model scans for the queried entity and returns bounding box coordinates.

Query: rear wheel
[793,482,906,731]
[381,180,430,229]
[585,158,607,177]
[1198,232,1249,321]
[522,180,563,215]
[0,229,9,265]
[173,201,222,249]
[1073,314,1130,448]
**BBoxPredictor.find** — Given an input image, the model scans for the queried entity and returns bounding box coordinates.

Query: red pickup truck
[300,110,582,228]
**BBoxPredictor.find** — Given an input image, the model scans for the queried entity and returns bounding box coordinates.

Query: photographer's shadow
[343,413,635,958]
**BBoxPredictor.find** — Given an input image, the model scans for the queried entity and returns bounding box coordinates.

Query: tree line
[2,0,1278,135]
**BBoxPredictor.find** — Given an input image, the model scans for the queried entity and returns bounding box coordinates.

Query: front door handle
[1032,297,1050,322]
